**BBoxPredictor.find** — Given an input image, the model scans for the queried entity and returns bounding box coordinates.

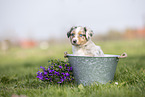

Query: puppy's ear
[67,26,77,38]
[84,27,94,40]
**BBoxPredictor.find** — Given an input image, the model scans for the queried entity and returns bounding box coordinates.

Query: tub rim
[64,52,127,59]
[66,54,120,58]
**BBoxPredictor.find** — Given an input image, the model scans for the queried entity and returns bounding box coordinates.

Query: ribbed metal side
[67,54,120,85]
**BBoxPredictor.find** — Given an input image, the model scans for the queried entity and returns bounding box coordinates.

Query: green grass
[0,39,145,97]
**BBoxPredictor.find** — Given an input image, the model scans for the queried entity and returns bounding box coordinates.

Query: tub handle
[118,53,127,58]
[64,51,68,58]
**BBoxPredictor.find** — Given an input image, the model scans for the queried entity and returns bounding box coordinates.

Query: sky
[0,0,145,40]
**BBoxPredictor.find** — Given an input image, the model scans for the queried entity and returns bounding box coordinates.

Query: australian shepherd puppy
[67,26,104,56]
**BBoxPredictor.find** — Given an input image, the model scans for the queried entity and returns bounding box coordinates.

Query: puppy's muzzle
[73,40,77,44]
[72,39,79,46]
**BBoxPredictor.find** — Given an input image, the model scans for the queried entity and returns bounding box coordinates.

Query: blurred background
[0,0,145,59]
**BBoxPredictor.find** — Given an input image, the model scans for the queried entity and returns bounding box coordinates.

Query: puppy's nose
[73,40,77,43]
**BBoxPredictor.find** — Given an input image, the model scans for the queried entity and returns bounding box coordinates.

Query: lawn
[0,39,145,97]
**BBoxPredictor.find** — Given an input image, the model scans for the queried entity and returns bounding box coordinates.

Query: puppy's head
[67,26,93,46]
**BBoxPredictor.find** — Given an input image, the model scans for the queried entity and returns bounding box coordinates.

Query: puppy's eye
[71,33,75,36]
[79,34,83,37]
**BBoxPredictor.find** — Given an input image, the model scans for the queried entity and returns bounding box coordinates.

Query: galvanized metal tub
[64,52,127,86]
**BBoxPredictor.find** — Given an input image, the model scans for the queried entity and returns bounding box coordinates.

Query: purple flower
[61,72,65,75]
[49,69,54,73]
[48,74,53,76]
[40,66,45,71]
[37,71,40,74]
[36,75,39,78]
[54,71,59,75]
[67,67,72,71]
[49,70,52,73]
[57,73,60,76]
[37,60,74,84]
[59,65,62,69]
[44,71,48,75]
[70,67,72,71]
[60,78,64,82]
[48,68,50,71]
[65,73,69,76]
[63,76,66,79]
[37,72,43,80]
